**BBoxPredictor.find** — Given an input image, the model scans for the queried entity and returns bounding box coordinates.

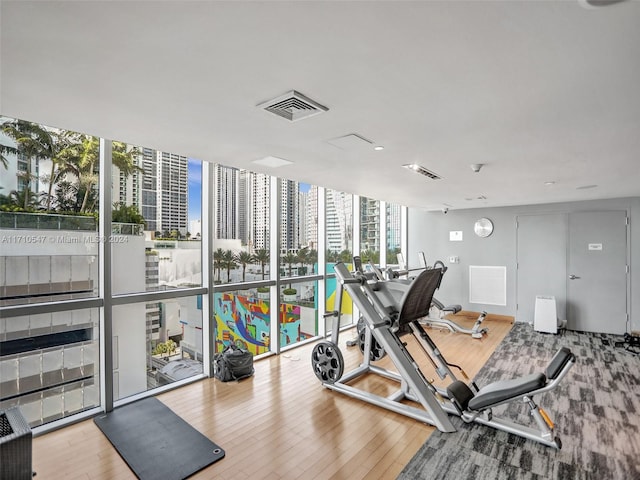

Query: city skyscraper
[157,151,188,235]
[214,165,239,239]
[133,149,188,235]
[280,179,299,253]
[326,189,353,253]
[249,172,270,251]
[360,197,380,251]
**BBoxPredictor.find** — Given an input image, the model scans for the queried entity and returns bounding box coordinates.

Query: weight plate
[311,341,344,384]
[356,316,386,361]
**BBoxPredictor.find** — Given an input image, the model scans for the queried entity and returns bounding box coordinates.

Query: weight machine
[312,262,575,448]
[413,252,488,338]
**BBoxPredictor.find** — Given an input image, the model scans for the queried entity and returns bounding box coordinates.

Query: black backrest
[545,347,574,380]
[397,268,443,326]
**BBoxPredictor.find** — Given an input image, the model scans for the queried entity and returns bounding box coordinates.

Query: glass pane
[278,180,318,278]
[112,295,203,400]
[280,280,317,347]
[325,189,353,264]
[214,289,270,355]
[0,308,100,428]
[386,203,402,268]
[213,165,270,284]
[325,270,354,329]
[0,116,99,306]
[112,145,201,293]
[360,197,380,263]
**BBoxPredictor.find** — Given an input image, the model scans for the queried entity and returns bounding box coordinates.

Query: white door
[567,211,628,334]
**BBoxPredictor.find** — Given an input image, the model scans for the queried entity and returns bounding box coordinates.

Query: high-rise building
[214,165,239,239]
[238,170,250,246]
[280,179,299,253]
[157,151,188,236]
[386,203,402,253]
[360,197,380,251]
[249,172,270,251]
[326,190,352,253]
[139,147,159,232]
[134,149,188,235]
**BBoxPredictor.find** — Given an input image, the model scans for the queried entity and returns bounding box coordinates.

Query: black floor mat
[94,397,224,479]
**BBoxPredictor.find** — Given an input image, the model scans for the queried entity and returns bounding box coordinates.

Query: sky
[188,159,201,225]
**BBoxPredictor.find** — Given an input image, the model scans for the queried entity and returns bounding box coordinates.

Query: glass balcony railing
[0,212,143,235]
[111,223,144,236]
[0,211,97,231]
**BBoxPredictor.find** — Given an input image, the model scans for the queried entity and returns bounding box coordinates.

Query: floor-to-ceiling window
[0,115,407,431]
[0,120,102,426]
[278,180,320,347]
[325,189,354,328]
[212,166,273,355]
[110,141,204,400]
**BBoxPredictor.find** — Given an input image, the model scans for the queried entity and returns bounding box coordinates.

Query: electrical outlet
[449,256,459,264]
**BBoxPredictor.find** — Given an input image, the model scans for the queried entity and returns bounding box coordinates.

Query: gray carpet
[399,323,640,479]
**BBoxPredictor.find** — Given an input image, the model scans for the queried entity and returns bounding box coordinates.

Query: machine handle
[569,274,581,280]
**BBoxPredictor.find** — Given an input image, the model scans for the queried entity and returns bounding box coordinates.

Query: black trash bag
[213,344,254,382]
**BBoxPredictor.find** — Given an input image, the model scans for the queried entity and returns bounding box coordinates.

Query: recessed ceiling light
[544,181,556,186]
[374,146,384,151]
[251,156,294,168]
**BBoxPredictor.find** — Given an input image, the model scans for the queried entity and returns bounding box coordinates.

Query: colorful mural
[325,263,354,315]
[279,302,314,347]
[214,292,270,356]
[214,292,316,355]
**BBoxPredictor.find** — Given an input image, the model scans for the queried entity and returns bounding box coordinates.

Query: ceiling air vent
[258,90,328,122]
[403,164,442,180]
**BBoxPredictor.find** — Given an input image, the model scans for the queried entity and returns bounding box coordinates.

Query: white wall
[408,197,640,332]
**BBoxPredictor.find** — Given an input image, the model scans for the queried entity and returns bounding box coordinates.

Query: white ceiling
[2,0,639,211]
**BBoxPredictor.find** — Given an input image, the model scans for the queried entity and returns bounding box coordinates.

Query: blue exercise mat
[94,397,224,479]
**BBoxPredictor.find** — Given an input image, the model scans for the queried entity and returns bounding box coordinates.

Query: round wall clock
[474,217,494,238]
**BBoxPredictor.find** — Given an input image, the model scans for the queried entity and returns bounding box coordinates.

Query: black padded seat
[468,372,546,411]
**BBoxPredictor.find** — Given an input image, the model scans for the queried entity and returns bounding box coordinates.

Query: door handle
[569,274,580,280]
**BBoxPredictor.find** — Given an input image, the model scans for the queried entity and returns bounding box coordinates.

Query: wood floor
[32,313,513,480]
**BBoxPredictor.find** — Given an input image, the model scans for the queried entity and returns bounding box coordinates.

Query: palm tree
[236,251,253,283]
[360,249,380,264]
[213,248,225,283]
[308,249,318,274]
[1,119,55,210]
[51,180,80,212]
[57,136,142,213]
[338,249,352,263]
[282,252,298,278]
[297,247,310,276]
[222,249,237,283]
[8,189,37,210]
[40,130,81,211]
[252,249,270,280]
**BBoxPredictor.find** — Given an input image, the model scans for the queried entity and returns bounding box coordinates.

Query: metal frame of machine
[311,262,575,449]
